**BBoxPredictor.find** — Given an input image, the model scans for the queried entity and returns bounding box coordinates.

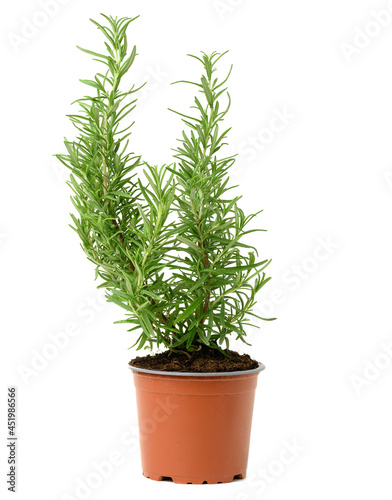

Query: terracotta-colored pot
[129,363,264,484]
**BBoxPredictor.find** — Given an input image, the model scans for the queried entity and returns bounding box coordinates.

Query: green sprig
[56,15,274,354]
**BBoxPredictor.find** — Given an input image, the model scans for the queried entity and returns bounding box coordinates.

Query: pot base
[143,471,245,484]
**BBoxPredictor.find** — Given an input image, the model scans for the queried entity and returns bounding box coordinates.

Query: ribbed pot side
[130,364,264,484]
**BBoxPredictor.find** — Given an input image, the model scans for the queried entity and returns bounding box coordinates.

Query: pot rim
[128,361,265,377]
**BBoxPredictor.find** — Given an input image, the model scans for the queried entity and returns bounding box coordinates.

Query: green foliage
[56,14,274,354]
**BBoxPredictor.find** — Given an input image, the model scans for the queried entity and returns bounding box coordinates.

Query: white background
[1,0,392,499]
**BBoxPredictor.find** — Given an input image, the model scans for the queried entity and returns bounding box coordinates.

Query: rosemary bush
[56,14,273,355]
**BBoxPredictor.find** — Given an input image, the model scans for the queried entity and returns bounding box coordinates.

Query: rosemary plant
[56,14,273,355]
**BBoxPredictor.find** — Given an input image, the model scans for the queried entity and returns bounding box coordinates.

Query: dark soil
[129,346,259,373]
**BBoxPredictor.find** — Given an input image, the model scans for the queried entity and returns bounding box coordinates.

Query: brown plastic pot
[129,363,264,484]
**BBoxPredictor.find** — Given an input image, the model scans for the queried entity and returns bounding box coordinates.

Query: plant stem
[199,81,214,322]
